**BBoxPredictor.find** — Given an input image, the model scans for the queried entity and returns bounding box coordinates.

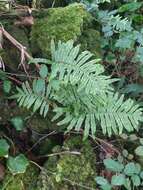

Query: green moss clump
[79,28,101,57]
[31,3,92,56]
[37,136,96,190]
[2,164,39,190]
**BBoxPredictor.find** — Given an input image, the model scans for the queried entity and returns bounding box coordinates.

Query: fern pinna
[14,40,143,138]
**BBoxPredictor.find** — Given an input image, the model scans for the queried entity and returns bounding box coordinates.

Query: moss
[79,28,102,57]
[37,136,96,189]
[2,164,39,190]
[31,3,92,56]
[28,110,60,133]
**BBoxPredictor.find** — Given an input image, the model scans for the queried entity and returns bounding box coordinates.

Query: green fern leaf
[50,40,117,96]
[15,81,51,117]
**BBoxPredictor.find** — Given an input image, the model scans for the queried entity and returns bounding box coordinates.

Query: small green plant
[0,138,29,175]
[13,40,143,138]
[95,158,143,190]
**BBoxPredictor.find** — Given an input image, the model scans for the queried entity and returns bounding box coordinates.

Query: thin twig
[26,131,57,153]
[70,131,120,154]
[0,26,40,71]
[38,150,81,158]
[8,76,22,85]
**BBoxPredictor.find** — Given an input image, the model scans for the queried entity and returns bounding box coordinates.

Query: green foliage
[11,116,25,131]
[14,81,51,117]
[103,158,124,172]
[14,40,143,138]
[111,174,125,186]
[0,70,12,94]
[37,136,96,190]
[39,65,48,78]
[135,47,143,63]
[98,10,132,37]
[96,158,143,190]
[7,154,29,175]
[135,137,143,157]
[2,164,39,190]
[118,2,143,13]
[0,139,9,157]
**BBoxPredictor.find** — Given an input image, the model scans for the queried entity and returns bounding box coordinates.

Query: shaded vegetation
[1,0,143,190]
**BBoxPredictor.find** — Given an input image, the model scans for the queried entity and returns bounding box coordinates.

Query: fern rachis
[14,40,143,138]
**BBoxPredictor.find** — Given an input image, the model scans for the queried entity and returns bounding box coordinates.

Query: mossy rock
[37,136,96,189]
[2,164,39,190]
[31,3,93,57]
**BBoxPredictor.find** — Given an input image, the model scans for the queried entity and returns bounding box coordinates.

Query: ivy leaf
[115,35,134,49]
[111,174,125,186]
[139,138,143,145]
[39,65,48,78]
[135,146,143,156]
[11,117,25,131]
[131,175,141,186]
[101,184,112,190]
[0,139,10,157]
[124,178,131,190]
[7,154,29,175]
[124,163,140,176]
[103,158,124,172]
[134,47,143,63]
[140,171,143,179]
[95,176,108,186]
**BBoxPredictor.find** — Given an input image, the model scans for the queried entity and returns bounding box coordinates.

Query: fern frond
[98,11,132,37]
[15,81,51,117]
[109,15,132,32]
[97,93,143,136]
[14,40,143,139]
[53,88,143,138]
[50,40,117,96]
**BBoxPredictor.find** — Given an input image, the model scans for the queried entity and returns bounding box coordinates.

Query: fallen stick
[0,26,40,71]
[0,26,31,59]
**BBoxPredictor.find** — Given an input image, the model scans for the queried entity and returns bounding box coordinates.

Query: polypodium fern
[98,10,132,37]
[50,40,117,96]
[52,86,143,138]
[14,40,143,138]
[97,93,143,136]
[14,81,52,117]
